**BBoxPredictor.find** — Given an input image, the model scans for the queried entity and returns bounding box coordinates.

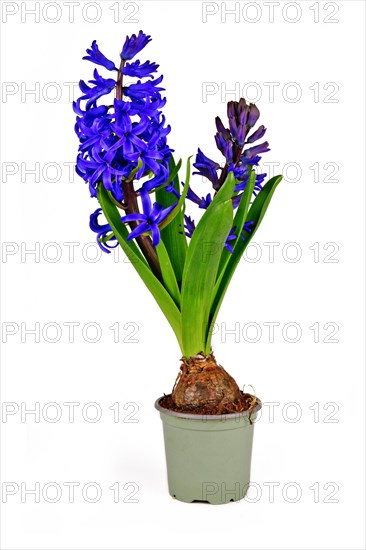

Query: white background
[1,1,365,549]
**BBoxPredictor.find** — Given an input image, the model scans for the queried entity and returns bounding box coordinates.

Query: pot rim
[154,395,262,420]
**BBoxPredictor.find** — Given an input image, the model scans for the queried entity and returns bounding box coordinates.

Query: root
[160,392,258,415]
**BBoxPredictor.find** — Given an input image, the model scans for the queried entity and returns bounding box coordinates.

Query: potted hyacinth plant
[74,31,282,504]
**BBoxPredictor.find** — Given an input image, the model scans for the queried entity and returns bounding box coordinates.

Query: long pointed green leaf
[217,168,256,277]
[206,175,282,352]
[155,156,188,283]
[97,184,183,350]
[156,240,181,307]
[158,157,191,230]
[180,172,236,357]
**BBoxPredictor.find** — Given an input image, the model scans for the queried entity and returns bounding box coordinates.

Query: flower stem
[116,59,163,282]
[116,59,125,100]
[122,181,163,281]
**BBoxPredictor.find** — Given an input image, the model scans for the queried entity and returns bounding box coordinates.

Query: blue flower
[215,133,233,163]
[193,98,270,212]
[121,30,152,61]
[90,208,118,253]
[126,146,168,182]
[215,116,235,163]
[123,60,159,78]
[242,142,270,161]
[184,215,196,238]
[224,227,237,253]
[254,172,266,191]
[76,150,127,199]
[78,69,116,109]
[122,188,177,246]
[215,117,231,140]
[83,40,116,71]
[139,164,170,192]
[245,155,262,166]
[246,125,266,144]
[106,114,149,156]
[78,123,107,153]
[199,193,212,209]
[186,186,212,209]
[231,193,243,209]
[123,75,164,100]
[192,148,220,190]
[227,100,248,146]
[74,32,176,253]
[73,101,108,119]
[128,96,166,117]
[165,184,180,200]
[247,103,260,127]
[214,99,268,169]
[241,220,254,241]
[229,162,248,180]
[222,221,255,253]
[232,168,266,193]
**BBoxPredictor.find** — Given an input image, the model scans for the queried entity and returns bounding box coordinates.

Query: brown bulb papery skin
[171,352,242,413]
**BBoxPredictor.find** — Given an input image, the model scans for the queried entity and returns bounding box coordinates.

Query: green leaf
[180,172,236,357]
[100,224,146,265]
[133,159,190,240]
[97,184,183,350]
[156,240,181,307]
[158,157,191,230]
[217,167,256,278]
[206,174,283,352]
[155,156,189,283]
[99,232,115,244]
[126,157,144,183]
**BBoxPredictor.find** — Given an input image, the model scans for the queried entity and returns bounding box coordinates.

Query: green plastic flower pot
[155,396,261,504]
